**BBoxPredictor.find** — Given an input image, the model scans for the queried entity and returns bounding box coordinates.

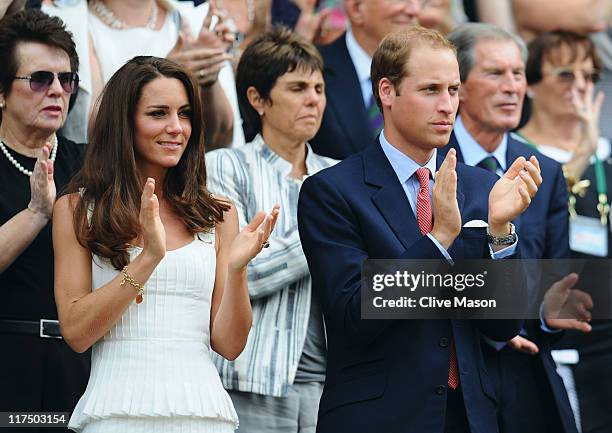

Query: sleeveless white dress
[68,231,239,432]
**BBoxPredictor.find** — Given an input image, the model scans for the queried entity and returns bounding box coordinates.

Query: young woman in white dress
[52,56,278,433]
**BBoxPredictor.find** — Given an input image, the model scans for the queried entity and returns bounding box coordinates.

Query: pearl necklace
[90,0,159,30]
[0,135,58,177]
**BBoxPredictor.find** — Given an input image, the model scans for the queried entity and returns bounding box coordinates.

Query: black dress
[0,136,90,432]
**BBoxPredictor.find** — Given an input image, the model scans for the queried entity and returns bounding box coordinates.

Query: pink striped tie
[415,167,459,389]
[415,168,433,235]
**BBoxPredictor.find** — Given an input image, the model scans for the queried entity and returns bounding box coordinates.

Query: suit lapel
[444,132,466,163]
[363,144,466,250]
[364,143,422,249]
[505,135,525,233]
[324,35,373,154]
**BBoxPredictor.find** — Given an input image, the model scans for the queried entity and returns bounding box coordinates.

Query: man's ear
[458,83,467,104]
[378,77,396,110]
[344,0,366,27]
[246,86,265,116]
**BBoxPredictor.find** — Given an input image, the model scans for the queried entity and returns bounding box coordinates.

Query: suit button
[436,385,446,395]
[439,337,449,348]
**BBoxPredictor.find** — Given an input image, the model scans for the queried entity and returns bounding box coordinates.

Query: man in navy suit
[298,26,542,433]
[308,0,421,159]
[440,23,585,433]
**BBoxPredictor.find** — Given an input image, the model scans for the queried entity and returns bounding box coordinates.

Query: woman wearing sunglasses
[517,31,612,433]
[0,8,89,428]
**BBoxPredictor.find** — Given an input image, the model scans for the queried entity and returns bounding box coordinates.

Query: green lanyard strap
[594,156,609,225]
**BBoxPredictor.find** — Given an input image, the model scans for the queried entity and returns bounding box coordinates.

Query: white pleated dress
[68,231,239,433]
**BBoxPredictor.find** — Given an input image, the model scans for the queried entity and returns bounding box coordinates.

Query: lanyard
[593,156,609,224]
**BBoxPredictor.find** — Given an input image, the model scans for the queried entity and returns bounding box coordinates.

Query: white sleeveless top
[68,230,239,432]
[88,8,179,83]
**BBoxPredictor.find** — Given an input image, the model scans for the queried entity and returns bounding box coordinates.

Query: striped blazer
[206,135,337,396]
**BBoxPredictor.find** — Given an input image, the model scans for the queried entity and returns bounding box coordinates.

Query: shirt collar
[454,115,508,170]
[379,130,437,185]
[346,28,372,88]
[252,134,317,179]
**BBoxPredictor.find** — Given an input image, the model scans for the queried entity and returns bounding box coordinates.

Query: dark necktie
[477,156,499,173]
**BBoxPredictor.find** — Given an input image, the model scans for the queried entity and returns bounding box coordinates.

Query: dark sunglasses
[13,71,79,94]
[550,67,601,84]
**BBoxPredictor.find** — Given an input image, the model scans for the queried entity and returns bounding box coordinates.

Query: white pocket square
[462,219,488,228]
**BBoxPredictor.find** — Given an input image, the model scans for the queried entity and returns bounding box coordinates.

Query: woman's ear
[246,86,265,116]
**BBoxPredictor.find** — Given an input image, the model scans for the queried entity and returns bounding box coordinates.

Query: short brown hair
[526,31,602,85]
[0,9,78,95]
[371,26,456,111]
[237,26,324,134]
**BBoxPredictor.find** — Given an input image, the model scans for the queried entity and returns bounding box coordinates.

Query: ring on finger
[199,69,206,79]
[262,240,270,249]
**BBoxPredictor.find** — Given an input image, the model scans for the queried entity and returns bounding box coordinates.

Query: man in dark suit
[298,26,542,433]
[441,23,584,433]
[308,0,421,159]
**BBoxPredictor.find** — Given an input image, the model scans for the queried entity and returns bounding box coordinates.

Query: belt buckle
[39,319,62,339]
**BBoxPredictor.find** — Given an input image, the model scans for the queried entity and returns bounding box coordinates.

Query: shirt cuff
[427,233,454,265]
[539,301,563,333]
[488,237,518,259]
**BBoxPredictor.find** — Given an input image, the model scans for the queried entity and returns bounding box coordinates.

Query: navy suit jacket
[309,34,375,159]
[297,141,524,433]
[441,132,576,433]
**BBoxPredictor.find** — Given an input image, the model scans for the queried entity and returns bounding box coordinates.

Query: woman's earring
[0,101,5,109]
[526,89,534,99]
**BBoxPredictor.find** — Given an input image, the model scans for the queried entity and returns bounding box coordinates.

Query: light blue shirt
[345,28,373,108]
[454,115,508,177]
[379,131,517,259]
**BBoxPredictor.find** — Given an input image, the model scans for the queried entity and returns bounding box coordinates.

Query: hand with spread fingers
[543,273,594,333]
[293,0,334,43]
[488,155,542,233]
[228,205,280,272]
[564,81,606,179]
[167,5,233,88]
[431,148,461,249]
[27,141,56,220]
[139,178,166,261]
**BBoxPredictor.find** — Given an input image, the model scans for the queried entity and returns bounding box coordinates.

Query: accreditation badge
[569,215,608,257]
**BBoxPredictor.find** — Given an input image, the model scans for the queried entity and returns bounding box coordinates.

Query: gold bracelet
[120,265,145,304]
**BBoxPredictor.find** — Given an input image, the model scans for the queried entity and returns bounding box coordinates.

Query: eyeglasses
[549,67,601,84]
[13,71,79,94]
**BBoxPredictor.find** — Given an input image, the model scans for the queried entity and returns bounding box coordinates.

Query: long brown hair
[66,56,230,270]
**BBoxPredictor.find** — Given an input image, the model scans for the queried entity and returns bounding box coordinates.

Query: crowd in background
[1,0,611,433]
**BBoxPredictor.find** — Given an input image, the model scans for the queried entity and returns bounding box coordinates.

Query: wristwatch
[486,223,516,246]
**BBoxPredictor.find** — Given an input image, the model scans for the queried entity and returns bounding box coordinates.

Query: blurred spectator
[0,9,89,428]
[207,27,337,433]
[42,0,240,150]
[0,0,25,18]
[418,0,465,35]
[517,31,612,433]
[513,0,612,43]
[308,0,421,159]
[592,27,612,139]
[446,22,578,433]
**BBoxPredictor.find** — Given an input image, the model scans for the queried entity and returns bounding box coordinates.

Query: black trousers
[444,387,471,433]
[0,334,90,433]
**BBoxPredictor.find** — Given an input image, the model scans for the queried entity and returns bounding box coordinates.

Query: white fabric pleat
[69,230,238,432]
